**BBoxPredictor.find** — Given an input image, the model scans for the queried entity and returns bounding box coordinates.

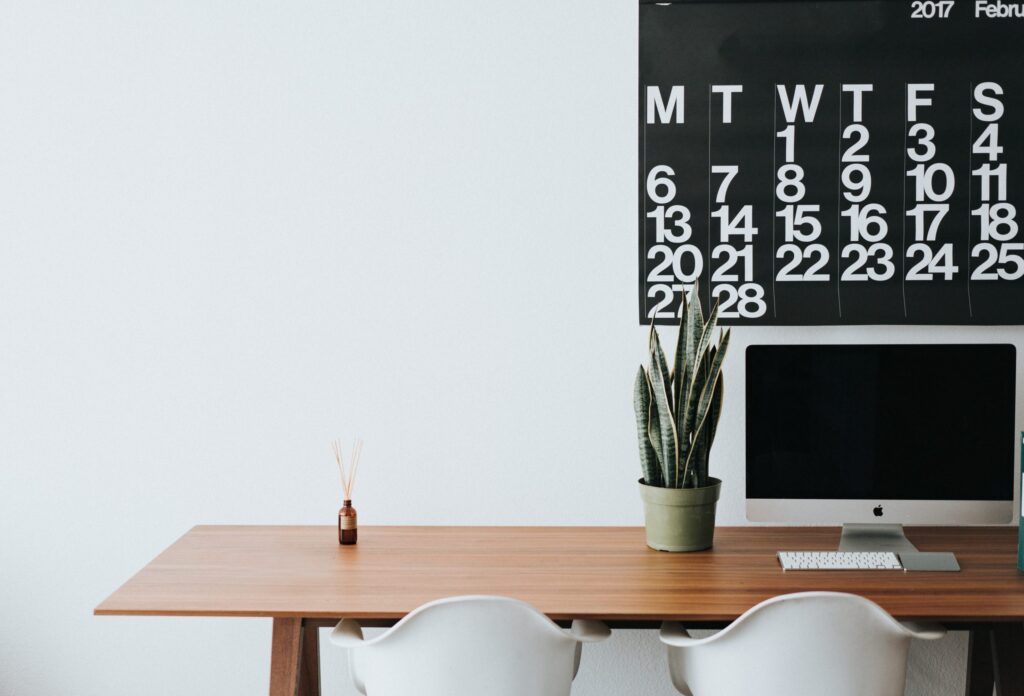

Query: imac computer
[746,344,1016,553]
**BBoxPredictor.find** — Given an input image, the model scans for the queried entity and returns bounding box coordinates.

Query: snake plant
[633,285,730,489]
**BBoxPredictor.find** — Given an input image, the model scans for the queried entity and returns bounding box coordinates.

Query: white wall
[0,1,1018,694]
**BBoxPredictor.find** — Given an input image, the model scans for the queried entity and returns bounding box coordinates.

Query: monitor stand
[837,524,919,553]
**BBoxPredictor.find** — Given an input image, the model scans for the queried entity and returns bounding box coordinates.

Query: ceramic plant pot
[638,477,722,552]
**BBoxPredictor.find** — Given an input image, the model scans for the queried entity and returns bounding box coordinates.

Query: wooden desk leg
[269,618,321,696]
[269,618,302,696]
[299,621,321,696]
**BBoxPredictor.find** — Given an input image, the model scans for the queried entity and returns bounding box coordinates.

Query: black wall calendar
[639,0,1024,325]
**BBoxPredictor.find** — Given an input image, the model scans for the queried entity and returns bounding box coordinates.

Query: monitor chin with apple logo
[745,344,1016,552]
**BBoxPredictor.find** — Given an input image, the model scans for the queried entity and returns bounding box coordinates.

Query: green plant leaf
[671,289,689,411]
[650,324,672,406]
[678,299,719,460]
[706,351,726,449]
[689,422,708,488]
[678,285,703,411]
[648,344,679,487]
[633,366,662,487]
[677,368,703,473]
[698,332,729,486]
[645,371,665,482]
[690,299,719,389]
[692,343,717,487]
[681,327,731,486]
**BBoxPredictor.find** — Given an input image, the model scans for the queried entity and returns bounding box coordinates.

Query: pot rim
[637,476,722,491]
[638,477,722,506]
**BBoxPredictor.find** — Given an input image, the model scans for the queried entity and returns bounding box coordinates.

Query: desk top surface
[95,525,1024,623]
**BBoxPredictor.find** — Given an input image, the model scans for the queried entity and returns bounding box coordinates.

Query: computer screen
[746,344,1016,524]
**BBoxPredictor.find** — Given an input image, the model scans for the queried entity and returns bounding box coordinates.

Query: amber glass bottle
[339,499,358,545]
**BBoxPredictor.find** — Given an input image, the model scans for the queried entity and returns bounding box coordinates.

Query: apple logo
[873,505,884,517]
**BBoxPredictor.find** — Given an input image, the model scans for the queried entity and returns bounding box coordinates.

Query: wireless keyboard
[777,551,903,570]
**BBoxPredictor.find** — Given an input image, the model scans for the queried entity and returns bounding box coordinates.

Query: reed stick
[332,437,364,500]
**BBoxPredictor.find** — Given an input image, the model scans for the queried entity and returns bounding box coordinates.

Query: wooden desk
[95,525,1024,696]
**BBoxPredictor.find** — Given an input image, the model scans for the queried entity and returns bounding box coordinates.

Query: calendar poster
[639,0,1024,324]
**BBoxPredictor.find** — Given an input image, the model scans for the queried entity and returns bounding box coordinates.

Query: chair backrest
[340,596,586,696]
[663,592,944,696]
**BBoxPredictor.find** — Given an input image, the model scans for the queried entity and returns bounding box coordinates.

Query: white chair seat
[330,595,610,696]
[660,591,945,696]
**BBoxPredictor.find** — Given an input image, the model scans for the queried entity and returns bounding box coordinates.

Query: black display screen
[746,344,1016,500]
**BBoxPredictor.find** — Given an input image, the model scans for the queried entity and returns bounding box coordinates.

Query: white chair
[329,595,610,696]
[659,591,945,696]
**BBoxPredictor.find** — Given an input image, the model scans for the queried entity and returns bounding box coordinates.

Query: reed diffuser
[332,438,363,545]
